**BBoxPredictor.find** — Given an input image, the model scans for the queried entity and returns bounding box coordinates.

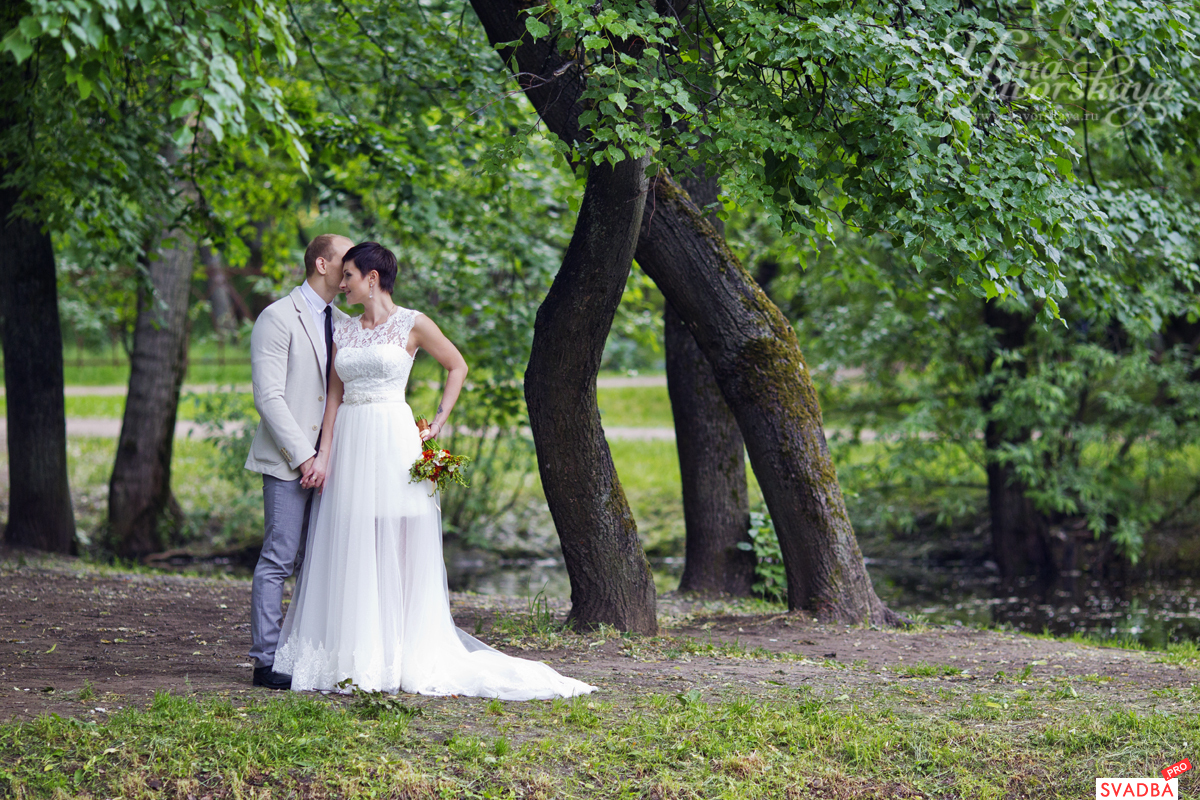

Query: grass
[479,611,849,667]
[894,662,964,678]
[596,385,673,427]
[1,680,1195,799]
[8,423,689,558]
[2,436,259,543]
[50,341,254,386]
[0,394,255,420]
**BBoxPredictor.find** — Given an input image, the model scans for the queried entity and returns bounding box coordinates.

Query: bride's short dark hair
[343,242,398,293]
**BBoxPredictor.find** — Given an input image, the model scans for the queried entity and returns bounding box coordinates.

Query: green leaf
[172,124,195,148]
[0,29,33,63]
[169,97,199,119]
[525,16,550,39]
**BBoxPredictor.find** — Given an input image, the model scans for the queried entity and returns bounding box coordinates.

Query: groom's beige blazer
[245,286,349,481]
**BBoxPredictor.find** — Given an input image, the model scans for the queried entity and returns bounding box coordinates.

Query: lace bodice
[333,306,421,405]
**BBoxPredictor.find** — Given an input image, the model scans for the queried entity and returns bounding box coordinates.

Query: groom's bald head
[304,234,354,278]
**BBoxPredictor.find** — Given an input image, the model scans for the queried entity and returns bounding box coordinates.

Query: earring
[369,282,374,299]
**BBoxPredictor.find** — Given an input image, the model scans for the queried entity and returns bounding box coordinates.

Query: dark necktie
[323,305,333,390]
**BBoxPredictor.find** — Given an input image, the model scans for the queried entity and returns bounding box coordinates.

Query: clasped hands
[299,454,326,491]
[300,419,442,491]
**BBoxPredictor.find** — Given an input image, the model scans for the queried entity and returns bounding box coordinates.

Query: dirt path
[1,554,1195,723]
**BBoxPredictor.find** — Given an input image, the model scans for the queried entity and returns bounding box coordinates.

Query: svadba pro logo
[1096,760,1191,799]
[1095,779,1178,799]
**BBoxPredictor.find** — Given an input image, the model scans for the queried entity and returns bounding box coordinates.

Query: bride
[273,241,595,700]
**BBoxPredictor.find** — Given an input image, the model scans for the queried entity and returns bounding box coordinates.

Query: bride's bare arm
[303,344,344,491]
[409,314,467,441]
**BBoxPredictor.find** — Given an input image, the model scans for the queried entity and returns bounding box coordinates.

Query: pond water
[445,553,1200,648]
[867,558,1200,648]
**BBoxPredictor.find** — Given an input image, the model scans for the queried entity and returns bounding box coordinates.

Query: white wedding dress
[274,306,596,700]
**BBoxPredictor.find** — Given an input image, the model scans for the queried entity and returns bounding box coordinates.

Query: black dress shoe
[253,665,292,690]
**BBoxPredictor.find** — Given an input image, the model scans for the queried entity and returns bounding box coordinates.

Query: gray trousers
[248,474,313,669]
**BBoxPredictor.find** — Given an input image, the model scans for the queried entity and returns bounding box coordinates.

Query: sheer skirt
[274,399,595,700]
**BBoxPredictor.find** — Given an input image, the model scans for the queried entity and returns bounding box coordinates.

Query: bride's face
[340,261,374,305]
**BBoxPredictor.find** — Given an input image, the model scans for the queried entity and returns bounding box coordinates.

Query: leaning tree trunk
[471,0,657,631]
[636,179,898,623]
[108,229,195,558]
[981,301,1055,584]
[0,40,76,553]
[655,173,754,596]
[525,153,658,634]
[469,0,898,624]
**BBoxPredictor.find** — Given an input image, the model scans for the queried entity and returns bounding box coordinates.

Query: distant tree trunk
[525,154,658,634]
[202,246,238,339]
[0,187,77,553]
[652,173,753,596]
[0,38,76,553]
[980,301,1055,583]
[108,229,195,558]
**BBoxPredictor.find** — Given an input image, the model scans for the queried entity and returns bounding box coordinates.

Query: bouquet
[409,417,471,495]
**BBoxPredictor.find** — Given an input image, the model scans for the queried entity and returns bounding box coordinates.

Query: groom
[245,233,353,689]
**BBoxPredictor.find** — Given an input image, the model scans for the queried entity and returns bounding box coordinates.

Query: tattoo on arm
[438,403,444,416]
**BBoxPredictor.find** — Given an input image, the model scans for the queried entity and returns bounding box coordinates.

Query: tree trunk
[0,187,77,553]
[981,301,1056,584]
[108,230,195,558]
[469,0,897,624]
[636,178,898,623]
[0,33,76,553]
[525,154,658,633]
[655,173,754,596]
[202,246,238,339]
[664,302,755,595]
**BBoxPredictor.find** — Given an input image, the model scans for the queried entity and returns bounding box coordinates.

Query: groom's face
[324,237,354,290]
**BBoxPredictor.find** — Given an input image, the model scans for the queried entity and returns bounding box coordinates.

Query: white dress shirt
[300,279,334,421]
[299,279,333,332]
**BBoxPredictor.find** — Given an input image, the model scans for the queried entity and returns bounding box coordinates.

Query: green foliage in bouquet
[410,419,472,496]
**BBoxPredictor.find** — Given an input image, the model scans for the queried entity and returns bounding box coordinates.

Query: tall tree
[470,0,899,622]
[979,301,1055,583]
[108,210,196,558]
[525,153,658,632]
[0,193,76,554]
[755,1,1200,582]
[654,14,751,598]
[0,5,75,552]
[1,0,307,553]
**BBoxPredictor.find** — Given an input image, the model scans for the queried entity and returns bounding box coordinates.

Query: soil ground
[1,554,1195,724]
